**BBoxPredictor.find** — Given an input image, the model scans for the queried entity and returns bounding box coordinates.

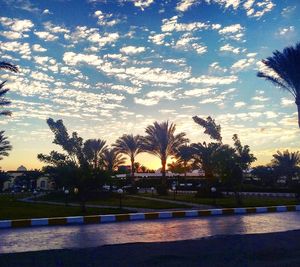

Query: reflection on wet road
[1,212,300,253]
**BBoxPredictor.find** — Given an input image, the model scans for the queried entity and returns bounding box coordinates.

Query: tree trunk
[131,157,135,184]
[161,158,167,185]
[296,101,300,128]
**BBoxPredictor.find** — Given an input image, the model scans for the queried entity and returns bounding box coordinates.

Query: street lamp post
[211,187,217,206]
[151,187,154,197]
[33,190,38,201]
[117,188,124,209]
[172,185,176,200]
[64,189,69,206]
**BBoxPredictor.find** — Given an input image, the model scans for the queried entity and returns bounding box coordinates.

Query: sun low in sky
[0,0,299,171]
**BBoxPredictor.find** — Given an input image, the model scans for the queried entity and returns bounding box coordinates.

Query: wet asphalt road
[1,211,300,254]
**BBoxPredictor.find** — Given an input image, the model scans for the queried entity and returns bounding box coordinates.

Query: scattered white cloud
[34,31,58,41]
[219,24,245,41]
[120,45,145,55]
[94,10,120,26]
[32,44,47,52]
[188,75,238,85]
[281,98,294,107]
[234,101,246,108]
[176,0,199,12]
[219,43,241,54]
[162,16,209,32]
[0,17,33,39]
[231,57,255,72]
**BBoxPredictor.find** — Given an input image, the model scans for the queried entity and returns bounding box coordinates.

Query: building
[2,166,55,191]
[36,175,56,191]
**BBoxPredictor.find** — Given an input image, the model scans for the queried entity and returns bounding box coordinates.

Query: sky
[0,0,299,171]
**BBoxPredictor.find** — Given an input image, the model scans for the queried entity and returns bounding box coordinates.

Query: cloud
[63,52,103,66]
[162,16,209,32]
[64,26,119,47]
[129,0,154,10]
[252,96,269,102]
[42,9,52,15]
[32,44,47,52]
[243,0,275,18]
[218,24,245,41]
[174,33,207,55]
[219,43,241,54]
[34,31,58,41]
[281,98,294,107]
[281,6,296,18]
[188,75,238,85]
[276,26,295,39]
[43,21,69,34]
[134,97,158,106]
[231,58,255,72]
[0,17,34,39]
[94,10,120,26]
[0,41,31,59]
[234,101,246,108]
[184,87,214,97]
[120,46,145,55]
[134,90,176,106]
[176,0,199,12]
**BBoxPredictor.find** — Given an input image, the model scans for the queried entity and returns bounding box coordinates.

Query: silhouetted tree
[272,150,300,185]
[113,134,144,180]
[83,139,107,169]
[0,61,18,117]
[257,43,300,127]
[0,131,12,160]
[175,145,194,177]
[102,149,126,173]
[142,121,188,186]
[193,116,222,142]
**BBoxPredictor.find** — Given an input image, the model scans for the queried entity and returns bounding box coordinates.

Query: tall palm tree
[113,134,144,179]
[175,145,194,177]
[83,139,107,169]
[102,148,126,173]
[272,150,300,183]
[257,43,300,127]
[0,61,18,117]
[142,121,189,185]
[0,131,12,160]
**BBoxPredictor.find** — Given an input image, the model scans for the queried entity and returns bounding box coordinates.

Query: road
[1,211,300,254]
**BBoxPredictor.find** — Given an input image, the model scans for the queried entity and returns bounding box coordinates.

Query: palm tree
[0,131,12,160]
[142,121,189,185]
[257,43,300,127]
[0,61,18,117]
[272,150,300,183]
[83,139,107,169]
[0,81,11,116]
[175,145,194,177]
[102,148,126,173]
[113,134,144,179]
[191,142,221,180]
[0,62,18,73]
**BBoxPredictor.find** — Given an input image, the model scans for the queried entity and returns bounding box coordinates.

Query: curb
[1,205,299,229]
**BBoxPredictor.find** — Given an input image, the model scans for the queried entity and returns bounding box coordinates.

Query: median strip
[1,205,299,229]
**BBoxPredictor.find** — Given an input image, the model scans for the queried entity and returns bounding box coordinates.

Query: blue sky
[0,0,299,170]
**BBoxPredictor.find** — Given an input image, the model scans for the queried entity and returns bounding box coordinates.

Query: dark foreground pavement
[1,230,300,267]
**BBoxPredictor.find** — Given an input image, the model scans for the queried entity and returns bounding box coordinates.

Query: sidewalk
[19,194,212,213]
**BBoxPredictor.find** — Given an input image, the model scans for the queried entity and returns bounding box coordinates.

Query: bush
[156,185,168,195]
[123,186,138,194]
[195,186,223,198]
